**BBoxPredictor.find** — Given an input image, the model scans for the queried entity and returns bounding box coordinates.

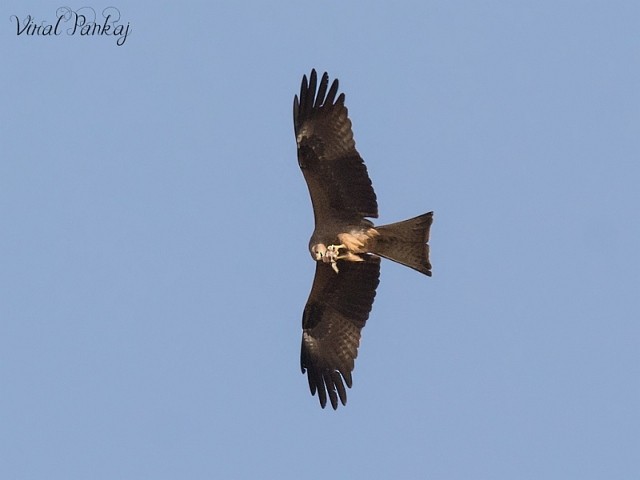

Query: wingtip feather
[314,72,329,108]
[325,78,339,105]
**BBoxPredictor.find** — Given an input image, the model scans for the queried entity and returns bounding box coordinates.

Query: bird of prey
[293,69,434,409]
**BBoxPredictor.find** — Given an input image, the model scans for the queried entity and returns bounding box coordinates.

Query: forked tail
[371,212,433,276]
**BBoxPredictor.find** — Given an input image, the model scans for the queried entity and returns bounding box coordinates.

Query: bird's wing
[293,69,378,226]
[300,256,381,409]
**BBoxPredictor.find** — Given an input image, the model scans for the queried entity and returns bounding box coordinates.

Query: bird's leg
[326,244,346,257]
[323,244,346,273]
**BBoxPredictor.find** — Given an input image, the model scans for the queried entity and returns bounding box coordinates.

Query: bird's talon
[327,244,346,255]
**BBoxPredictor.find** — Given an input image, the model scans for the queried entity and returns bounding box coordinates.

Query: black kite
[293,69,433,409]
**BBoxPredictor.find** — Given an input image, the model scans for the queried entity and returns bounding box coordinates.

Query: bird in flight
[294,69,434,409]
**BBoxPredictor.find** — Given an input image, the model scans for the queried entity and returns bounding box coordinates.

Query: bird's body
[294,70,433,409]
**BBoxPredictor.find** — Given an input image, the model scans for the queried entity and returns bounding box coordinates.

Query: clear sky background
[2,1,638,479]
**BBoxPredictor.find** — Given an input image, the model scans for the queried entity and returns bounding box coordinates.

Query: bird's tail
[371,212,433,276]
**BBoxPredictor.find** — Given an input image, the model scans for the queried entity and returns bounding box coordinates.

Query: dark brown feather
[373,212,434,276]
[300,256,380,409]
[294,70,378,225]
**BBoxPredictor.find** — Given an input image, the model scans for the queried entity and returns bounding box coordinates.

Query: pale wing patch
[337,228,379,253]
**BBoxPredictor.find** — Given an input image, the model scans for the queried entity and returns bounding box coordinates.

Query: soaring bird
[294,69,433,409]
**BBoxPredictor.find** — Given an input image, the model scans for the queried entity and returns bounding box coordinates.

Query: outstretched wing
[293,69,378,226]
[300,256,381,409]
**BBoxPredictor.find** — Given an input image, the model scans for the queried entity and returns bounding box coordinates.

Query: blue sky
[2,1,638,478]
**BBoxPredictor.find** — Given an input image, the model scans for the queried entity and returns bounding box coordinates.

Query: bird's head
[310,244,327,261]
